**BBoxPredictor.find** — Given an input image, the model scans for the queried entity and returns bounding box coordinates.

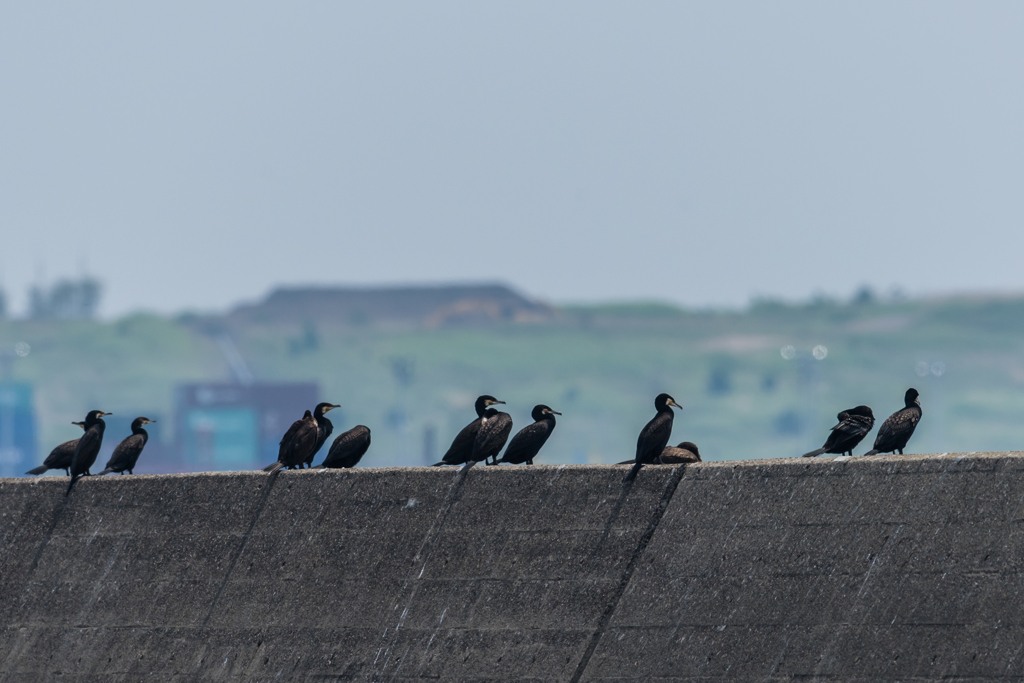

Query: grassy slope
[4,295,1024,468]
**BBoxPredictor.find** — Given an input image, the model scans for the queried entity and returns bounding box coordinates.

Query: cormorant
[304,402,340,468]
[99,417,156,475]
[469,403,513,469]
[26,420,86,476]
[318,425,371,468]
[864,388,922,455]
[624,393,682,482]
[802,406,875,458]
[491,404,560,465]
[263,409,319,473]
[657,441,702,464]
[66,410,112,496]
[432,395,504,466]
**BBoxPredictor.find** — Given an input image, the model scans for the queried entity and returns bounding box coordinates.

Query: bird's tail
[863,449,880,456]
[460,460,479,475]
[25,465,49,476]
[622,461,643,484]
[431,462,445,467]
[615,459,634,465]
[65,474,82,497]
[801,448,828,458]
[485,459,499,466]
[262,462,285,473]
[98,468,115,476]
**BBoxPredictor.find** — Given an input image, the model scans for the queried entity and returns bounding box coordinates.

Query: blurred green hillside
[4,291,1024,468]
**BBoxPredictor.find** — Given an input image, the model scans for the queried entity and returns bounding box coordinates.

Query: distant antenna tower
[214,333,255,386]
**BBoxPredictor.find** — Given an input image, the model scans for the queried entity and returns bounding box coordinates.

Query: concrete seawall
[2,453,1023,681]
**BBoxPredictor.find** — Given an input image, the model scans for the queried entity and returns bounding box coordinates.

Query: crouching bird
[318,425,371,468]
[99,417,156,475]
[657,441,702,464]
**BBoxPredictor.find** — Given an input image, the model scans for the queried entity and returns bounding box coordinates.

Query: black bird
[263,409,319,473]
[864,388,922,455]
[657,441,702,464]
[802,406,875,458]
[304,402,340,468]
[99,417,156,475]
[624,393,682,482]
[66,410,112,496]
[469,403,513,469]
[26,420,86,476]
[318,425,371,468]
[433,395,504,466]
[491,404,560,466]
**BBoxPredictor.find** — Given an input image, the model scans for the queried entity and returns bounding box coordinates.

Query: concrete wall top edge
[3,451,1023,487]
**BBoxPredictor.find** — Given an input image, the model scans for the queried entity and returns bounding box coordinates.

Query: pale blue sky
[1,2,1023,316]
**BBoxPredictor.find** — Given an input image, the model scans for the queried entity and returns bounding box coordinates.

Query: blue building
[174,383,319,472]
[0,383,37,478]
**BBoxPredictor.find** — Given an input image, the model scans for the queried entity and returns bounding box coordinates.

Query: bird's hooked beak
[101,412,113,416]
[326,404,340,412]
[488,399,506,406]
[144,419,157,424]
[914,397,921,406]
[669,399,682,410]
[546,409,562,415]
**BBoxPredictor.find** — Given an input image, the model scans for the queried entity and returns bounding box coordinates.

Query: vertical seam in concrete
[569,465,688,683]
[25,498,70,579]
[201,474,278,627]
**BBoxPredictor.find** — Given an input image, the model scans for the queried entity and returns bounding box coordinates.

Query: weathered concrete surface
[2,453,1024,681]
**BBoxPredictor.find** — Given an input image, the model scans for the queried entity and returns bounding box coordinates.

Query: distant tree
[28,278,102,320]
[852,285,876,306]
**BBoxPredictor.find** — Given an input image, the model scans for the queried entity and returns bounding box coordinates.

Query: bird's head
[314,402,341,417]
[475,395,505,415]
[655,393,682,411]
[532,404,561,420]
[678,441,701,460]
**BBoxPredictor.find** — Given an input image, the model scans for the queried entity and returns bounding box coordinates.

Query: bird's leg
[898,449,903,455]
[527,459,533,465]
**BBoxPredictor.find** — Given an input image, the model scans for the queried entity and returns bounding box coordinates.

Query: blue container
[0,383,37,478]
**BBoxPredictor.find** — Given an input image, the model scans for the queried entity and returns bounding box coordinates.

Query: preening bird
[491,404,560,465]
[99,417,156,475]
[304,402,340,468]
[263,409,319,473]
[433,395,504,466]
[864,389,922,455]
[657,441,702,464]
[26,420,86,476]
[318,425,371,468]
[66,410,112,496]
[802,406,875,458]
[624,393,682,483]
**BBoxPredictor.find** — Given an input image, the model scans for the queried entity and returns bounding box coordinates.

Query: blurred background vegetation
[2,281,1023,473]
